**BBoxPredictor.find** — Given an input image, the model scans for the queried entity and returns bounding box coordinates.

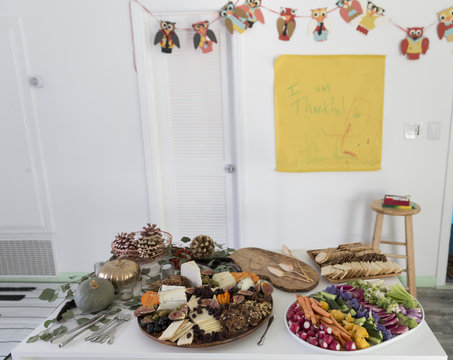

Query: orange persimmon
[231,272,259,284]
[141,291,159,307]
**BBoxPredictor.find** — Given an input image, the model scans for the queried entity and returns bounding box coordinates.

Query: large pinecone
[219,306,248,334]
[190,235,215,260]
[138,234,164,258]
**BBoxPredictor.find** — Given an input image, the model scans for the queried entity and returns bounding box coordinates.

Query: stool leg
[372,213,384,250]
[405,215,416,298]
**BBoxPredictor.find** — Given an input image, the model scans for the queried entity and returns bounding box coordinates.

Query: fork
[85,313,130,343]
[107,313,131,344]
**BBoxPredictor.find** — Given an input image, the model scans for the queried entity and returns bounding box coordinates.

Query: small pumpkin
[141,291,159,307]
[74,277,115,313]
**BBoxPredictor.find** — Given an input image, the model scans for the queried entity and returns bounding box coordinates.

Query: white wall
[1,0,452,278]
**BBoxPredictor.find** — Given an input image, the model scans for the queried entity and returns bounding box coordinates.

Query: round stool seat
[370,199,421,216]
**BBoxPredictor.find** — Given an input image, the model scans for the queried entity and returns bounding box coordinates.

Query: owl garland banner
[130,0,453,61]
[437,6,453,41]
[401,27,430,60]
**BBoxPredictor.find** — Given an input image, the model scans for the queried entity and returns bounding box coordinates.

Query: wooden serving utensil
[281,245,313,282]
[267,266,311,283]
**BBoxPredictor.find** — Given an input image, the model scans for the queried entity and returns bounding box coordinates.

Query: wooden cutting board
[230,247,319,292]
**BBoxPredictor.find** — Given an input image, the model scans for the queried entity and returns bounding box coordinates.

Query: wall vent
[0,240,56,276]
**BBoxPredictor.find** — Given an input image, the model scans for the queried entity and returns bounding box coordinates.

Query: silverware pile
[85,312,131,344]
[52,312,107,348]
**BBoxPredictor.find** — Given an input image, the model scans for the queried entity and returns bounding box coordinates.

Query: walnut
[219,306,248,334]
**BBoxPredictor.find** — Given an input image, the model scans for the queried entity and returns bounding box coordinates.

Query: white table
[12,251,447,360]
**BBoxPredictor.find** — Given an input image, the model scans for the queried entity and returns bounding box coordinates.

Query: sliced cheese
[181,261,202,287]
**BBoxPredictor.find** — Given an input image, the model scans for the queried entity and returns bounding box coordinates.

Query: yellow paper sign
[274,55,385,172]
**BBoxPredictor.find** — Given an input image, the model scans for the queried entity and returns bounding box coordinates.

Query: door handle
[224,164,235,174]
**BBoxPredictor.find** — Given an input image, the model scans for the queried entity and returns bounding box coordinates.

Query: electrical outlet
[404,122,423,140]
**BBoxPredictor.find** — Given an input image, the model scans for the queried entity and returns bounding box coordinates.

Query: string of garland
[129,0,453,67]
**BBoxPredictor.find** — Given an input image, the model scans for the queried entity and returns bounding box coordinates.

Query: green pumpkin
[74,277,115,313]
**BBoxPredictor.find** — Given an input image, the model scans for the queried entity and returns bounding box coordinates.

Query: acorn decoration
[190,235,215,260]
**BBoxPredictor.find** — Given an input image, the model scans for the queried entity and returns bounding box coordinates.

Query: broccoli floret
[386,303,401,314]
[376,297,392,309]
[402,298,419,310]
[396,313,418,329]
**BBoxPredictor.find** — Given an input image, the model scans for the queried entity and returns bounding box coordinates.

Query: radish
[287,310,295,320]
[308,337,319,346]
[344,341,357,351]
[310,324,319,333]
[319,339,329,349]
[329,340,340,351]
[303,320,311,330]
[325,326,333,335]
[306,329,315,337]
[290,322,299,333]
[324,334,335,345]
[317,330,326,339]
[319,323,327,332]
[299,331,308,340]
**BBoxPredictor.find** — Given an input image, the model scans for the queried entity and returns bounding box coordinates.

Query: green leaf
[62,310,75,320]
[158,259,167,265]
[27,335,40,343]
[141,268,151,275]
[39,288,57,301]
[44,319,55,328]
[60,283,71,292]
[106,308,122,316]
[180,236,191,243]
[76,318,91,325]
[89,325,100,332]
[100,318,111,324]
[65,289,74,300]
[40,331,52,342]
[227,248,235,252]
[49,292,59,302]
[52,326,68,336]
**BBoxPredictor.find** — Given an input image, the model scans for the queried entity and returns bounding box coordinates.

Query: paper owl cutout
[277,8,296,41]
[356,1,387,35]
[437,6,453,42]
[308,8,333,41]
[238,0,265,28]
[154,21,180,54]
[336,0,363,23]
[192,21,217,54]
[401,27,429,60]
[220,1,249,34]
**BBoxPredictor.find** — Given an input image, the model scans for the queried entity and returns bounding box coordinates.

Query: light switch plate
[427,121,441,140]
[404,122,423,140]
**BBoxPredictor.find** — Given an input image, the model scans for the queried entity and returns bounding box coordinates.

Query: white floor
[0,283,61,360]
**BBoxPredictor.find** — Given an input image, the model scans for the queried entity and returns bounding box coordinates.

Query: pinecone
[140,223,161,238]
[190,235,215,260]
[219,306,248,334]
[138,234,164,258]
[112,232,137,252]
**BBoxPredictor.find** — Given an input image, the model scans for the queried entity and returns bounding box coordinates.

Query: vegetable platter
[285,279,424,354]
[135,261,274,347]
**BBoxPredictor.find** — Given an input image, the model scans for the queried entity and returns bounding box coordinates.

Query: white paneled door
[137,12,239,248]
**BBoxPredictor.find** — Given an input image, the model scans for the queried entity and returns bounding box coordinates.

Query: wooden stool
[370,199,421,297]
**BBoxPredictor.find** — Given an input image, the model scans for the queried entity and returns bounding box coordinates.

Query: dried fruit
[168,310,186,321]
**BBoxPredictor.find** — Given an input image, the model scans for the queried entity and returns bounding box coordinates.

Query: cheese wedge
[181,261,202,287]
[159,320,185,341]
[158,285,187,311]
